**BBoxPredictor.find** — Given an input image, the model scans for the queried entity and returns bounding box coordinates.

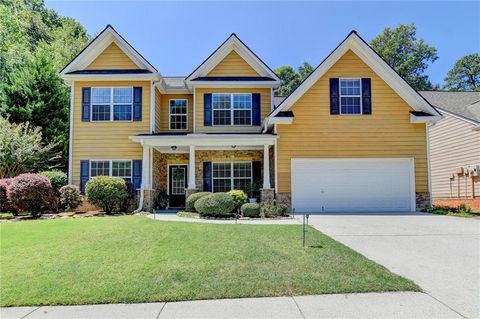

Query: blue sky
[46,1,480,85]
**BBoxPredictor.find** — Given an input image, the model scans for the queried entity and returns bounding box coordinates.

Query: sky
[46,1,480,86]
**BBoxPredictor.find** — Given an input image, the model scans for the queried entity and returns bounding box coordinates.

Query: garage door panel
[291,158,413,212]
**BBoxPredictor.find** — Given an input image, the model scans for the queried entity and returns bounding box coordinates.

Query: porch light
[171,146,177,150]
[231,145,236,149]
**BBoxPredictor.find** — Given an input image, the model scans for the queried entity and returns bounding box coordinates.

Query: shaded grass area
[0,216,418,306]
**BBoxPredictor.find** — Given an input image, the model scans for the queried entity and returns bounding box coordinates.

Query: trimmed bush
[85,176,128,215]
[241,203,260,217]
[228,189,248,211]
[8,174,54,216]
[186,192,211,212]
[40,170,67,194]
[260,202,289,218]
[194,193,235,217]
[59,185,82,211]
[0,178,14,213]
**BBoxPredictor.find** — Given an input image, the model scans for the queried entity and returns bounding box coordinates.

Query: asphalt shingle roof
[419,91,480,123]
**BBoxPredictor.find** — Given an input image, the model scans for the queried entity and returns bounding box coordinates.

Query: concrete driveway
[299,212,480,318]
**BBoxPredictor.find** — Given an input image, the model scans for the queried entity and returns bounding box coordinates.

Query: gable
[207,50,260,77]
[86,42,139,70]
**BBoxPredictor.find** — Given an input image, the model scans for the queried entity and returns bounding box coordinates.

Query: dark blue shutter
[252,93,261,125]
[132,160,142,192]
[203,162,212,192]
[362,78,372,115]
[204,93,212,126]
[81,88,91,121]
[252,161,262,185]
[133,87,142,121]
[80,160,89,194]
[329,78,340,115]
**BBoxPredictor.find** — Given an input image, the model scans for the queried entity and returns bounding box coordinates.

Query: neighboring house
[420,91,480,207]
[60,25,441,213]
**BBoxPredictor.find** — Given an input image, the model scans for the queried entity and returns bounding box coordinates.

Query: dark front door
[168,165,187,208]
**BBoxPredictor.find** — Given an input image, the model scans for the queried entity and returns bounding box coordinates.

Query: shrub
[241,203,260,217]
[186,192,211,212]
[260,202,289,218]
[85,176,128,215]
[118,180,134,213]
[59,185,82,211]
[0,178,14,213]
[8,174,54,217]
[228,189,248,211]
[154,190,169,210]
[194,193,235,217]
[40,170,67,194]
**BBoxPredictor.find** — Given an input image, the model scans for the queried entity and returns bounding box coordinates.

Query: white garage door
[291,158,414,212]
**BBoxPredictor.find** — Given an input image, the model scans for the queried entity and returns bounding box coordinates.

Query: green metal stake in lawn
[302,214,310,247]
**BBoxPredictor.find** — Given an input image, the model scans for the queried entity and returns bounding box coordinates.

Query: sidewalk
[148,213,299,224]
[1,292,462,319]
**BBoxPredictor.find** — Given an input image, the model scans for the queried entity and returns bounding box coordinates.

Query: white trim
[269,32,440,118]
[62,74,160,81]
[426,124,433,208]
[61,25,158,76]
[68,81,74,184]
[269,117,293,125]
[188,81,279,88]
[263,145,271,189]
[188,145,196,189]
[168,99,189,131]
[193,88,196,133]
[186,34,280,83]
[212,93,253,127]
[130,133,277,147]
[150,81,155,133]
[90,87,133,122]
[339,78,362,115]
[274,137,278,194]
[410,113,443,123]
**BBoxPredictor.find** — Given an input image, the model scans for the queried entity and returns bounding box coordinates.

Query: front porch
[130,133,277,210]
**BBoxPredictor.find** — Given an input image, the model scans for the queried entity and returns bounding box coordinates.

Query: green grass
[0,216,418,306]
[426,205,480,218]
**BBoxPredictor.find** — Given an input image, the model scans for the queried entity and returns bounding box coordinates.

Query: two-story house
[60,25,441,213]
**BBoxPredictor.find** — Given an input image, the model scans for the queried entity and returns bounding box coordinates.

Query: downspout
[426,122,434,208]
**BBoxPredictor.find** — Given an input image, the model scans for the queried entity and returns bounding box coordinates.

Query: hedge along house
[61,25,441,212]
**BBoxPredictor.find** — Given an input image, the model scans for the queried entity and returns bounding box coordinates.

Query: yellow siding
[86,43,139,70]
[207,51,260,77]
[154,88,161,132]
[71,81,150,186]
[195,87,271,133]
[276,50,428,193]
[156,94,194,133]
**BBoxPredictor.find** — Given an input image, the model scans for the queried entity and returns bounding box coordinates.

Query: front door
[168,165,187,208]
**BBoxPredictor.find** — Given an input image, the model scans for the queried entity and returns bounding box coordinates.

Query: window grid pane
[213,179,231,193]
[92,105,111,121]
[171,167,186,195]
[113,105,132,121]
[340,79,361,114]
[112,160,132,179]
[169,100,188,130]
[212,162,252,193]
[91,161,110,177]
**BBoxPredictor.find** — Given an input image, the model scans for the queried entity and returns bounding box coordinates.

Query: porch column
[263,144,271,189]
[142,144,151,189]
[188,145,196,189]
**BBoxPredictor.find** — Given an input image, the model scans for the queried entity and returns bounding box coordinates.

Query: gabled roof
[185,33,280,83]
[60,25,158,76]
[269,31,441,118]
[419,91,480,124]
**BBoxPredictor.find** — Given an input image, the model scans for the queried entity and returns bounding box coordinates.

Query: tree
[444,53,480,91]
[0,116,60,178]
[371,24,438,90]
[275,62,314,96]
[0,0,89,169]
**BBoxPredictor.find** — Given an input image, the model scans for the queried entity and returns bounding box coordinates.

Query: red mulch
[433,199,480,211]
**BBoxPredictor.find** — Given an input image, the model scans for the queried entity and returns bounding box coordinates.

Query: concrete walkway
[299,212,480,319]
[1,292,463,319]
[148,213,299,224]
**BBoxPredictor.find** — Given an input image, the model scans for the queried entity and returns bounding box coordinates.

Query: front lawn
[0,216,418,306]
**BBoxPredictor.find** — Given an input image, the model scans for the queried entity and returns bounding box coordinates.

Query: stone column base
[142,189,157,212]
[276,192,292,211]
[416,192,431,211]
[260,188,275,204]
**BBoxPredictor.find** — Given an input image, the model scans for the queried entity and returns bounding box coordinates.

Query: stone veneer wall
[415,192,431,211]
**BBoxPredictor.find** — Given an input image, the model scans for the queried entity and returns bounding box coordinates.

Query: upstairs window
[91,87,133,121]
[339,79,361,114]
[169,99,188,130]
[212,93,252,126]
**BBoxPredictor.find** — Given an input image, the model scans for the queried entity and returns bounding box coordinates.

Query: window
[91,87,133,121]
[90,160,132,182]
[339,79,361,114]
[169,99,188,130]
[212,93,252,126]
[212,162,252,193]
